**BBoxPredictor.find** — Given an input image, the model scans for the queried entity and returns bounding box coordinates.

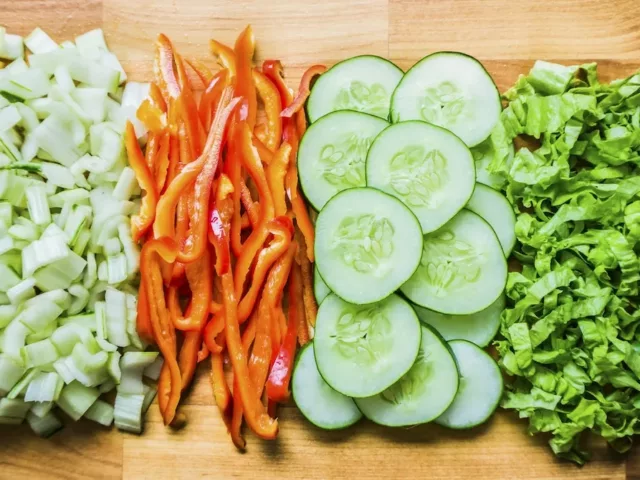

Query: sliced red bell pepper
[280,64,327,118]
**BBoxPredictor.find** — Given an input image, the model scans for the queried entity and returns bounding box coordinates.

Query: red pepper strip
[290,262,310,346]
[209,171,278,441]
[154,130,171,192]
[210,39,237,77]
[125,122,158,243]
[140,237,181,425]
[156,34,181,101]
[262,60,293,107]
[199,70,230,131]
[137,99,165,134]
[252,70,282,152]
[211,351,232,426]
[136,281,154,344]
[280,65,327,118]
[266,298,298,402]
[153,88,236,240]
[234,123,276,301]
[173,249,212,331]
[234,25,257,129]
[296,230,318,327]
[178,330,202,391]
[266,142,291,217]
[238,216,293,322]
[185,58,215,85]
[285,162,315,262]
[239,179,260,228]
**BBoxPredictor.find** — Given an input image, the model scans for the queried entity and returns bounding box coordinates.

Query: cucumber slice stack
[294,51,509,433]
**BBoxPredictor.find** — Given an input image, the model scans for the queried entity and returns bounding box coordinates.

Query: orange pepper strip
[296,231,318,327]
[262,60,293,107]
[266,297,298,403]
[252,70,282,152]
[234,26,257,129]
[240,212,251,230]
[149,83,168,113]
[290,262,310,346]
[234,123,276,301]
[171,249,212,331]
[197,342,209,363]
[248,297,273,398]
[210,301,223,314]
[153,88,236,240]
[210,39,237,77]
[266,142,291,217]
[144,132,160,171]
[175,52,206,158]
[136,281,154,344]
[156,34,181,101]
[238,216,293,322]
[285,158,315,262]
[178,329,202,391]
[203,313,225,354]
[140,237,181,425]
[253,136,274,165]
[227,125,244,258]
[154,130,171,192]
[239,179,260,228]
[199,70,230,131]
[137,100,165,134]
[125,122,158,243]
[211,350,232,425]
[186,58,215,85]
[165,132,181,190]
[280,65,327,118]
[210,171,277,441]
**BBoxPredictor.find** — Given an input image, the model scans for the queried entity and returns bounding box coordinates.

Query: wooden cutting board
[2,0,640,478]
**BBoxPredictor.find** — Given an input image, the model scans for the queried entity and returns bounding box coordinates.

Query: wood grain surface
[2,0,640,478]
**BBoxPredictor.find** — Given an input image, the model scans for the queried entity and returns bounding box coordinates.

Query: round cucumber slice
[401,209,507,315]
[366,120,475,233]
[354,325,459,426]
[298,111,389,211]
[313,267,331,305]
[390,52,501,147]
[314,293,421,398]
[465,184,516,256]
[307,55,404,122]
[436,340,503,429]
[292,343,362,430]
[315,187,423,304]
[413,293,505,347]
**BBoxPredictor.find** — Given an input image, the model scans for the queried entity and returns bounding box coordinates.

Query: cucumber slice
[413,293,505,347]
[315,187,423,304]
[390,52,501,147]
[366,120,475,233]
[314,293,421,398]
[292,342,362,430]
[436,340,503,429]
[465,184,516,256]
[307,55,403,122]
[298,111,388,210]
[401,209,507,315]
[313,267,331,305]
[354,325,458,426]
[470,137,514,190]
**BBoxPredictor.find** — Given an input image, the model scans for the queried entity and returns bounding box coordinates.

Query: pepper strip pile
[130,27,322,448]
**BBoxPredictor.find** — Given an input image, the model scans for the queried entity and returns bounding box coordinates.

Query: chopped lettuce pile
[488,61,640,463]
[0,28,160,436]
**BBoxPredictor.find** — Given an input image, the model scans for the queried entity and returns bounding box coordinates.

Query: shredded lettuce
[492,62,640,464]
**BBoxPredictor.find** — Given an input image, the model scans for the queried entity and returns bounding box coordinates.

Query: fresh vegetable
[465,183,516,255]
[390,52,501,147]
[490,60,640,464]
[306,55,403,122]
[292,343,362,430]
[135,27,319,449]
[313,293,421,398]
[365,120,475,233]
[435,340,503,429]
[355,325,459,426]
[314,187,423,305]
[0,27,157,436]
